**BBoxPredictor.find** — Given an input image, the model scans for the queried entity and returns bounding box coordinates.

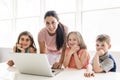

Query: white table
[0,62,120,80]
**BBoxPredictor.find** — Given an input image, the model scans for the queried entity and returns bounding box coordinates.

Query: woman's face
[18,35,31,49]
[45,16,59,35]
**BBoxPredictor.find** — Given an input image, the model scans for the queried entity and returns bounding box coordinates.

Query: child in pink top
[63,31,90,69]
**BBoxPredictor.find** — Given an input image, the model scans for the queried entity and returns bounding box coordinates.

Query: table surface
[0,62,120,80]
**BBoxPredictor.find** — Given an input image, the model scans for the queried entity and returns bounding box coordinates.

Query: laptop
[9,53,64,77]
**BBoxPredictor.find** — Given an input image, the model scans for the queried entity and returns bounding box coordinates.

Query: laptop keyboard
[52,68,64,75]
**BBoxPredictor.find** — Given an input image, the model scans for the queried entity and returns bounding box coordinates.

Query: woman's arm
[52,43,66,69]
[52,52,64,69]
[38,41,46,53]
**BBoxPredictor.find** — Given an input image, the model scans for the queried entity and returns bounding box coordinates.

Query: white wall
[0,0,120,51]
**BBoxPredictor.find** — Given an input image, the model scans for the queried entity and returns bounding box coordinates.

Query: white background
[0,0,120,51]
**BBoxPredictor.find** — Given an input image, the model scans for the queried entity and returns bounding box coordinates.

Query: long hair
[44,10,66,50]
[16,31,37,52]
[67,31,87,49]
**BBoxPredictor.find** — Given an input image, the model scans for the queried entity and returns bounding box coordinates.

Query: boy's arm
[93,53,104,73]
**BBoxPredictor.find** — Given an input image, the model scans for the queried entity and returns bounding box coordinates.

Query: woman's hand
[52,62,62,69]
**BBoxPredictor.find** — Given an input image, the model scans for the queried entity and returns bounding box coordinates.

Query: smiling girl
[7,31,37,66]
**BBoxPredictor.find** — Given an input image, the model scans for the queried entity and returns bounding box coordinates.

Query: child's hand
[74,45,80,52]
[84,64,94,77]
[7,60,14,66]
[84,71,95,77]
[96,49,105,56]
[16,43,25,52]
[16,43,22,49]
[70,45,80,54]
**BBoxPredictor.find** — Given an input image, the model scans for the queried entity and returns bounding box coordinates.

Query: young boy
[84,34,116,77]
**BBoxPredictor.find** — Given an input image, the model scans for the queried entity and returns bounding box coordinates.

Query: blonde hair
[67,31,87,49]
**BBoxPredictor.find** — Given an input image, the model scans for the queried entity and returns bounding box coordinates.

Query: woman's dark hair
[16,31,37,52]
[44,10,66,50]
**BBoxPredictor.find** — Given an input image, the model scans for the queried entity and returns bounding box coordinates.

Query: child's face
[18,35,31,49]
[96,41,111,52]
[67,33,79,48]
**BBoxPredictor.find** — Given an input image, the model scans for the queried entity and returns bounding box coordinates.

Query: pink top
[38,26,68,54]
[65,48,90,69]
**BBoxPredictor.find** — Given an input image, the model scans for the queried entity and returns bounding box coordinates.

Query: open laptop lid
[9,53,54,77]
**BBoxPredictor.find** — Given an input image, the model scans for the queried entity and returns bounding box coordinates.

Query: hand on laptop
[7,60,14,66]
[52,62,62,69]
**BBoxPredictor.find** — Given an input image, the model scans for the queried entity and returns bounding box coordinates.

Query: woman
[38,10,68,67]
